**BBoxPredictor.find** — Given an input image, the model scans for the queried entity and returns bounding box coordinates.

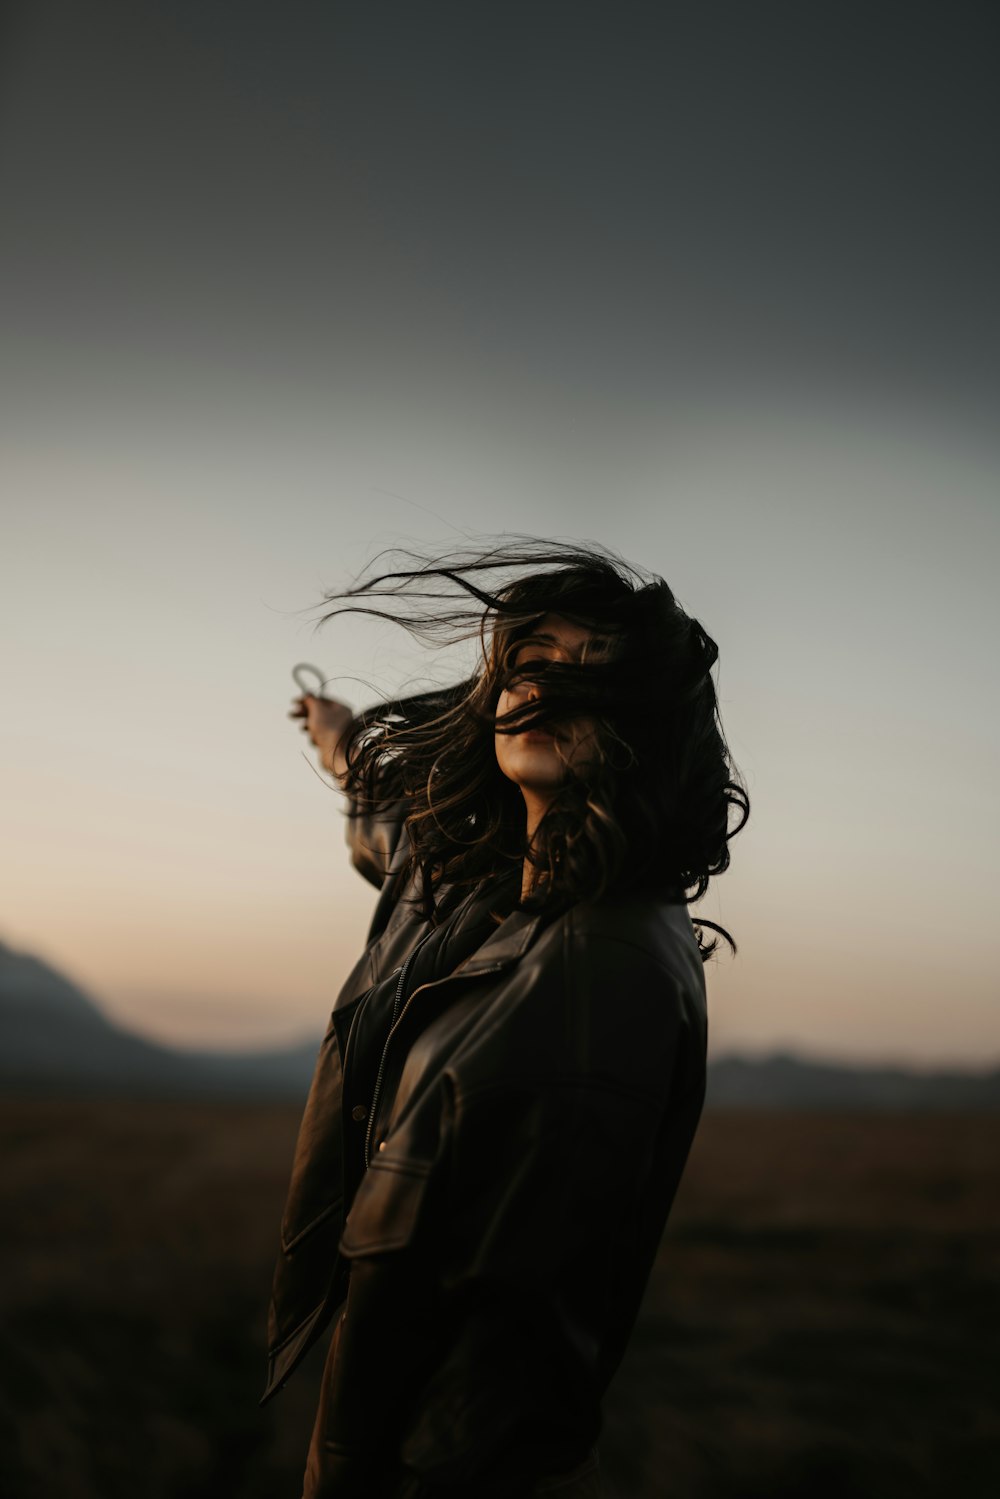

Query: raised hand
[289,692,355,783]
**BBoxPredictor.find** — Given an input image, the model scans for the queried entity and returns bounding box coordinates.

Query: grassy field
[1,1096,996,1498]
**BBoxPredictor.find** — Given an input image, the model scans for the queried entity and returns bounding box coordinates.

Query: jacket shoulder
[445,893,709,1107]
[343,774,410,889]
[562,894,706,1000]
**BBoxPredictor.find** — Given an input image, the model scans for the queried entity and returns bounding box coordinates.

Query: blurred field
[1,1097,996,1499]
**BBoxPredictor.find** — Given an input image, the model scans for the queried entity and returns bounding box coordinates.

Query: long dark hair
[318,540,749,960]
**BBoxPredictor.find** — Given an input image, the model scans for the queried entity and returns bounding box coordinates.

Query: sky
[2,1,998,1066]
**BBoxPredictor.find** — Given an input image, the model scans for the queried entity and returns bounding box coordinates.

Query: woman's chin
[508,751,569,788]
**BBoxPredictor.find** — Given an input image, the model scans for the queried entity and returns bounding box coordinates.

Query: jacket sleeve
[301,933,706,1497]
[343,762,410,889]
[299,1092,453,1498]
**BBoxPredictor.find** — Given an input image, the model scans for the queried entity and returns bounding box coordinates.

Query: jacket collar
[360,866,552,1000]
[449,901,549,976]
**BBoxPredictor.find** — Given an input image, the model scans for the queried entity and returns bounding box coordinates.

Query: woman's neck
[519,787,556,902]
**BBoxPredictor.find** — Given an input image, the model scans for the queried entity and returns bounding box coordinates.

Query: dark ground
[1,1097,996,1498]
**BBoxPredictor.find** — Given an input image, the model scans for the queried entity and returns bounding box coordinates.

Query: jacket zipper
[361,893,511,1168]
[364,931,434,1169]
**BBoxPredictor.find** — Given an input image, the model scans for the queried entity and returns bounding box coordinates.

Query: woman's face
[494,612,611,800]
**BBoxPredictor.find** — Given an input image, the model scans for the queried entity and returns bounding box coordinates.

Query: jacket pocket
[338,1158,433,1256]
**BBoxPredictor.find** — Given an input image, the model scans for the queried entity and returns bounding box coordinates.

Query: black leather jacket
[261,792,708,1497]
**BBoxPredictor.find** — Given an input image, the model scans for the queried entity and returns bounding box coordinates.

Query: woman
[261,542,748,1499]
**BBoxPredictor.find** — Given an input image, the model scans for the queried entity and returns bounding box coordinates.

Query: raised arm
[289,690,408,889]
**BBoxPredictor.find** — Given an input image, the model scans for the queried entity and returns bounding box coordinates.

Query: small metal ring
[292,662,327,696]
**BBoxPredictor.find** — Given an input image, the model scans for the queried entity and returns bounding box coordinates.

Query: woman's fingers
[289,693,318,719]
[287,692,354,772]
[289,697,318,735]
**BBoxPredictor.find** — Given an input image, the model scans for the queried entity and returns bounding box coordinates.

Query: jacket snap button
[351,1104,367,1122]
[378,1140,387,1152]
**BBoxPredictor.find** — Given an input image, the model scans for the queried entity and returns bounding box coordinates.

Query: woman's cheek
[494,693,515,776]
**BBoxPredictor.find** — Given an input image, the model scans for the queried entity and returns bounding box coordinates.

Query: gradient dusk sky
[2,2,997,1064]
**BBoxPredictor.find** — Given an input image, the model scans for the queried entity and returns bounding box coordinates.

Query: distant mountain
[0,940,320,1100]
[705,1049,1000,1110]
[1,940,997,1107]
[0,942,116,1029]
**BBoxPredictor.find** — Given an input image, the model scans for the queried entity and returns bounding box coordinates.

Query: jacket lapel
[372,905,548,1074]
[450,905,547,975]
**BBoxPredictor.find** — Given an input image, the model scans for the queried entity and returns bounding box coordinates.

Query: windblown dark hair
[318,539,749,960]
